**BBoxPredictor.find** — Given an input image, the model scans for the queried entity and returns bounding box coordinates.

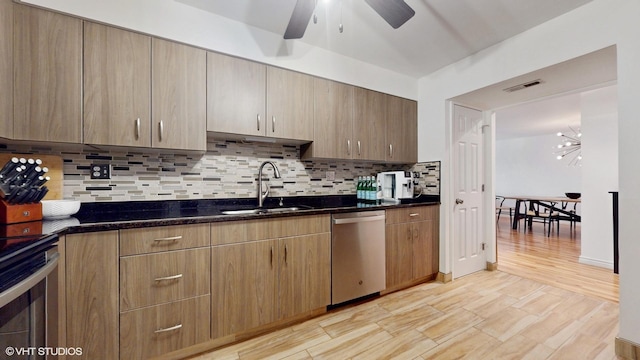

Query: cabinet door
[84,23,151,147]
[207,52,266,136]
[14,5,82,143]
[211,240,277,339]
[386,96,417,163]
[266,66,314,141]
[0,0,12,138]
[385,223,413,288]
[353,88,386,161]
[411,220,436,279]
[308,78,354,159]
[152,38,206,151]
[66,231,119,360]
[278,233,331,319]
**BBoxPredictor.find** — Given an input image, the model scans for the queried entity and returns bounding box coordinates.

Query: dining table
[500,195,581,230]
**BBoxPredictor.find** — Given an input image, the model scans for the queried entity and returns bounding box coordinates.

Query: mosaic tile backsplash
[0,141,440,203]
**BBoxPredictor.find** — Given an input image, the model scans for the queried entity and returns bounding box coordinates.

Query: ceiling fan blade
[284,0,316,39]
[365,0,415,29]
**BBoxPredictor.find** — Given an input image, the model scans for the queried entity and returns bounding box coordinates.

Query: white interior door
[453,104,486,278]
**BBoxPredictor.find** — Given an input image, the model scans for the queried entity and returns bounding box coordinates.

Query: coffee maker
[376,171,414,203]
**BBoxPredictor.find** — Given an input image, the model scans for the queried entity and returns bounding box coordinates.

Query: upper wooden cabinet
[353,87,386,161]
[386,96,418,163]
[302,78,354,160]
[207,52,265,137]
[84,23,152,147]
[13,5,82,143]
[0,0,12,139]
[152,39,207,151]
[303,79,417,163]
[266,66,314,141]
[207,52,314,141]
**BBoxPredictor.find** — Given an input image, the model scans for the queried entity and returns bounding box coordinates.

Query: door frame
[444,100,497,279]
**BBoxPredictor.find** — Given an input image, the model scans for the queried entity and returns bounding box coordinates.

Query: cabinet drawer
[386,206,437,224]
[211,214,330,245]
[120,295,210,359]
[120,248,210,311]
[120,223,209,256]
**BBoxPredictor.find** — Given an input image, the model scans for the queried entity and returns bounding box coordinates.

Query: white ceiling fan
[283,0,415,39]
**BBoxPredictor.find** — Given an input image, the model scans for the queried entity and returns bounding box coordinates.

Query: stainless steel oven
[0,234,59,359]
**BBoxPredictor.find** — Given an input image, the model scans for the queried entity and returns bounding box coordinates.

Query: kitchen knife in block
[0,154,63,200]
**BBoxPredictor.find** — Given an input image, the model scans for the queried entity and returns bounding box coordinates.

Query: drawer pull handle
[153,235,183,242]
[154,324,183,334]
[154,274,183,282]
[409,213,419,217]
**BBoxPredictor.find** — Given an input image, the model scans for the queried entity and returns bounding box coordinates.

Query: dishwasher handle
[333,214,386,225]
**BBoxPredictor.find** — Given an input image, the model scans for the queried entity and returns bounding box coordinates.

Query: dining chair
[524,201,559,236]
[495,196,513,225]
[561,201,579,231]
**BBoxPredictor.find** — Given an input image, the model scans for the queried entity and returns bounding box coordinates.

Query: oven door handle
[0,252,60,308]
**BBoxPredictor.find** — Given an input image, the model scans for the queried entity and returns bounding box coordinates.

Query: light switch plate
[91,164,110,179]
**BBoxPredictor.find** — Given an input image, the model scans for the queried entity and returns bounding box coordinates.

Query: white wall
[579,85,618,269]
[495,134,582,201]
[418,0,640,346]
[20,0,417,100]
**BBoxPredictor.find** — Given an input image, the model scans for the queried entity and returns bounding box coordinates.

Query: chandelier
[556,127,582,166]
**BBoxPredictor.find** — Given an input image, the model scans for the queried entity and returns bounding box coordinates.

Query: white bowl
[41,200,81,220]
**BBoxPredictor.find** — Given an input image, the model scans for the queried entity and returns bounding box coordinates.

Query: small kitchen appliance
[377,171,414,203]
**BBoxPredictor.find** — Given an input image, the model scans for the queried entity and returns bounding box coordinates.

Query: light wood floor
[190,218,620,360]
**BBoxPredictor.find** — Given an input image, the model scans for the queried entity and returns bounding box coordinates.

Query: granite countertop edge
[61,196,440,235]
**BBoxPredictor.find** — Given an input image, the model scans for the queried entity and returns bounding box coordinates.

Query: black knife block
[0,200,42,224]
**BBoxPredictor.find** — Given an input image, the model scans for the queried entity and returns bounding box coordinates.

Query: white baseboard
[579,256,614,269]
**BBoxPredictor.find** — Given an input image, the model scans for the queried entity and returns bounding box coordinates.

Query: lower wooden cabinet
[211,215,331,340]
[211,239,277,338]
[385,205,439,290]
[119,295,210,359]
[65,231,119,360]
[62,209,434,358]
[278,233,331,319]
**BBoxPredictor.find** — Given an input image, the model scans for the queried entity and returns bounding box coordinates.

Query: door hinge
[482,243,486,251]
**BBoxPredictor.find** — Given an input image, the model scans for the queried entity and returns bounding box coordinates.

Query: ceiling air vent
[503,79,544,93]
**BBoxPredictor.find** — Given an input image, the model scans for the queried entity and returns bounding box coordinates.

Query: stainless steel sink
[220,206,308,215]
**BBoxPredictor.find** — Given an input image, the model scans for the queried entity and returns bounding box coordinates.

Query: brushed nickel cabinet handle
[159,120,164,141]
[389,144,393,158]
[257,114,261,131]
[347,140,351,156]
[357,141,361,156]
[409,213,419,217]
[270,246,273,267]
[154,274,183,282]
[272,116,276,133]
[154,324,182,334]
[284,245,288,264]
[135,118,141,140]
[153,235,183,242]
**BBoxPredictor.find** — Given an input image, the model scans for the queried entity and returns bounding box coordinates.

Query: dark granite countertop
[62,195,440,234]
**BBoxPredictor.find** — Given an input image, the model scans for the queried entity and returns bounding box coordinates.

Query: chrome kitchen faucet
[257,161,281,207]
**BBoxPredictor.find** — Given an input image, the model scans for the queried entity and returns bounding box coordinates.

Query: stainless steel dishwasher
[331,210,386,305]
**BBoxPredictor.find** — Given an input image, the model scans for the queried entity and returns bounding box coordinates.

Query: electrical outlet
[326,171,335,181]
[91,164,111,179]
